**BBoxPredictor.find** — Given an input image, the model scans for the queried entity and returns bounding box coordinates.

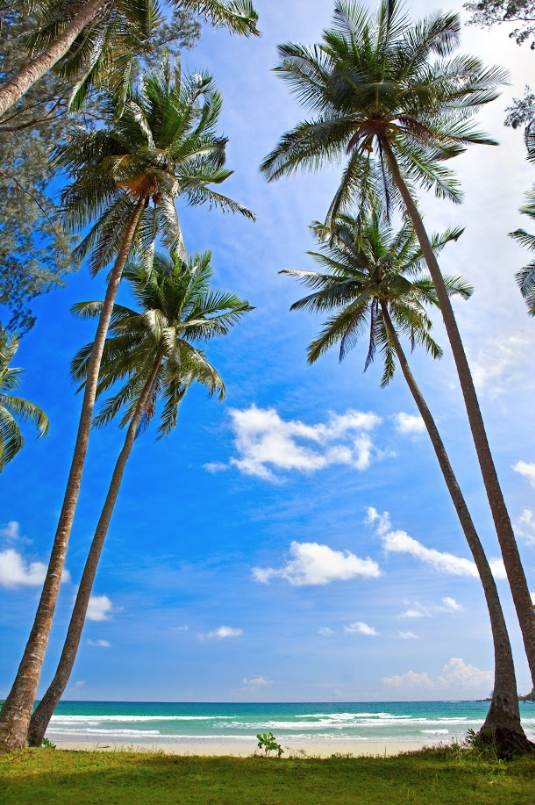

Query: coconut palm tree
[27,248,252,746]
[282,212,531,751]
[0,61,254,753]
[0,0,258,119]
[261,0,535,695]
[0,332,48,471]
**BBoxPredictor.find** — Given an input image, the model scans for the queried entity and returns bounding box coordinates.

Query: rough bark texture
[381,304,529,751]
[27,356,163,747]
[0,195,145,754]
[0,0,107,119]
[383,138,535,690]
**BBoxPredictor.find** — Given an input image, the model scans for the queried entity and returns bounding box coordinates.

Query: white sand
[48,737,438,758]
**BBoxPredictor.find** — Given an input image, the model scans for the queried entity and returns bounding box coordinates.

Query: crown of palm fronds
[261,0,507,222]
[25,0,258,112]
[55,57,254,276]
[282,210,472,386]
[0,332,49,471]
[71,249,252,438]
[510,185,535,315]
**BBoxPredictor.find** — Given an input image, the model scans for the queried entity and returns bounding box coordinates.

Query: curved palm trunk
[0,194,146,754]
[381,303,530,751]
[0,0,106,119]
[28,354,163,747]
[382,138,535,691]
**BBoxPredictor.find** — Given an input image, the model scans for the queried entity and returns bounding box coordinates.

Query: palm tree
[282,212,531,751]
[0,61,254,753]
[27,248,252,746]
[261,0,535,696]
[0,332,48,471]
[0,0,258,119]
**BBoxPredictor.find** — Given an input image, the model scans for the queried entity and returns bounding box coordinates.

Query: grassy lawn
[1,748,535,804]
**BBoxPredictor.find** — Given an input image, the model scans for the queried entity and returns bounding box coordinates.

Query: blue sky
[2,0,535,703]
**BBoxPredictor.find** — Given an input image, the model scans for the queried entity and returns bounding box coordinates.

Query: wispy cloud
[253,541,381,586]
[368,508,506,579]
[513,461,535,488]
[203,626,243,640]
[472,335,532,397]
[87,639,111,648]
[206,406,384,481]
[398,631,419,640]
[0,548,70,589]
[366,507,392,536]
[441,597,462,612]
[242,676,270,687]
[398,598,462,619]
[87,595,114,622]
[392,413,425,436]
[399,606,429,619]
[0,521,27,543]
[318,626,335,637]
[515,509,535,547]
[344,621,378,636]
[383,658,493,692]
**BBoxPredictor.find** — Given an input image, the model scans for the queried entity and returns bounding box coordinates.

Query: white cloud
[203,462,227,474]
[205,626,243,639]
[398,631,419,640]
[208,406,383,481]
[74,681,85,689]
[384,529,480,576]
[440,597,462,612]
[173,625,189,633]
[383,658,493,692]
[0,548,70,589]
[513,461,535,488]
[366,507,392,536]
[253,541,381,586]
[0,521,23,542]
[318,626,335,637]
[87,639,111,648]
[242,676,270,687]
[398,598,462,619]
[392,413,425,436]
[383,669,434,688]
[437,658,493,691]
[515,509,535,547]
[399,607,428,619]
[87,595,114,622]
[472,335,532,397]
[344,621,378,636]
[380,524,506,580]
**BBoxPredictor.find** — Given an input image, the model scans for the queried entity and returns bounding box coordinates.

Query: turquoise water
[46,701,535,745]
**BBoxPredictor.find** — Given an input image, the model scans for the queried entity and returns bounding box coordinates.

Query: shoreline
[46,737,447,757]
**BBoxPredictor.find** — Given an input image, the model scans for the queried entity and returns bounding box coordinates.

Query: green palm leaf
[0,332,49,471]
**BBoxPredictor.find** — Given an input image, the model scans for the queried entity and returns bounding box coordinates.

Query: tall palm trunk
[28,353,163,747]
[0,194,146,754]
[382,138,535,691]
[380,303,530,749]
[0,0,107,119]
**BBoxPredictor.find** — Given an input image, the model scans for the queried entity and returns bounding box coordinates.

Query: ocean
[45,701,535,747]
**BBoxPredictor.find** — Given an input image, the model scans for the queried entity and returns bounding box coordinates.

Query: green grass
[1,748,534,804]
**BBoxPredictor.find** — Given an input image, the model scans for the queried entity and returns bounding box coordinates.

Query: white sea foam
[48,728,162,737]
[421,730,449,735]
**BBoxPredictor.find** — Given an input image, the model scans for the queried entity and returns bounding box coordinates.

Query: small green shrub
[40,738,56,750]
[256,732,284,757]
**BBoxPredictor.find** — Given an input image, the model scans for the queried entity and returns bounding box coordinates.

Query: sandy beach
[49,737,438,757]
